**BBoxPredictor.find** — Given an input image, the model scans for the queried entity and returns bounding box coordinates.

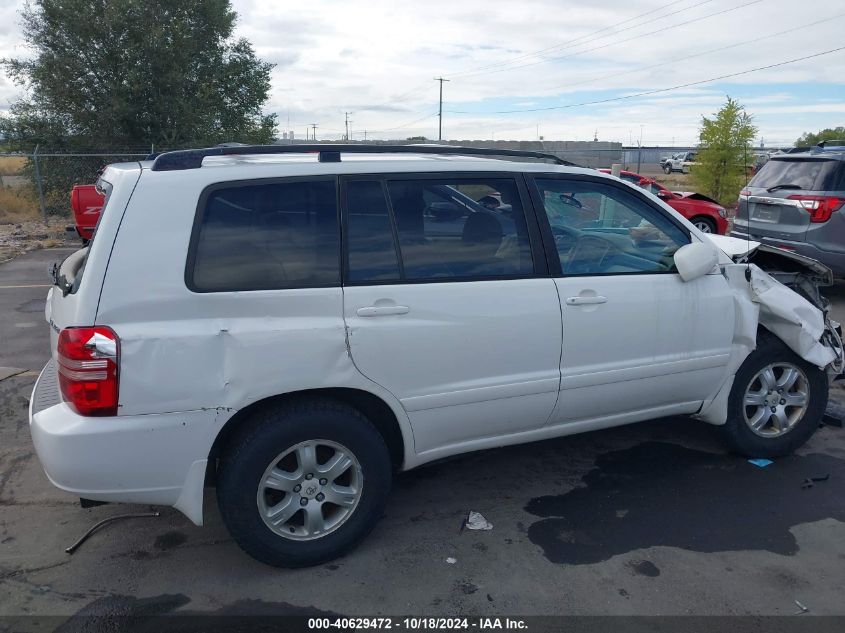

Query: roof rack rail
[816,139,845,149]
[149,143,580,172]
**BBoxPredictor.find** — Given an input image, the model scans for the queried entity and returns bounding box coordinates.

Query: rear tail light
[57,326,119,416]
[788,195,844,223]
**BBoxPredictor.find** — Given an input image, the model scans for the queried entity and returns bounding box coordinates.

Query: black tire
[663,163,673,174]
[217,399,392,567]
[721,335,828,458]
[691,216,717,234]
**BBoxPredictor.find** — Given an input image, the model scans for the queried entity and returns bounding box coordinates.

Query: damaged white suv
[30,145,844,567]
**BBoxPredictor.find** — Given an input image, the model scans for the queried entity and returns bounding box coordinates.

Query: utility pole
[434,77,449,141]
[363,130,367,141]
[344,112,353,141]
[310,123,318,141]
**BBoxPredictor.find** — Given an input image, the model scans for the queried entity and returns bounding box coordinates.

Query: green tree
[1,0,277,211]
[691,97,757,206]
[795,127,845,147]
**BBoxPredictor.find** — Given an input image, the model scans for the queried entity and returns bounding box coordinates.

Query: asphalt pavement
[1,248,845,627]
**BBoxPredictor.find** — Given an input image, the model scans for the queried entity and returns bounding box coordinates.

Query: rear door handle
[565,296,607,306]
[356,305,410,317]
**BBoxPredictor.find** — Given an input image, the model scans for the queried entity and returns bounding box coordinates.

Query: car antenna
[743,144,753,282]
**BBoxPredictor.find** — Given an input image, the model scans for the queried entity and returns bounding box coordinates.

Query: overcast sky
[0,0,843,145]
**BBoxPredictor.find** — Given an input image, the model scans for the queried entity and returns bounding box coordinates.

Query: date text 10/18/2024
[308,618,528,630]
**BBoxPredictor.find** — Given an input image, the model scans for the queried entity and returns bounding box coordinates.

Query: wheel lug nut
[316,493,325,502]
[770,406,777,412]
[293,484,301,492]
[319,478,327,485]
[300,497,308,506]
[780,399,786,405]
[777,388,783,394]
[305,473,313,480]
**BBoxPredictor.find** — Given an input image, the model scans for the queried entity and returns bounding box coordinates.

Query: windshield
[749,158,840,191]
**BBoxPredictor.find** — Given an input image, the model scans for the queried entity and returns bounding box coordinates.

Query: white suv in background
[30,145,844,567]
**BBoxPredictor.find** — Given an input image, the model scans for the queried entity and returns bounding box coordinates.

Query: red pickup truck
[70,184,105,243]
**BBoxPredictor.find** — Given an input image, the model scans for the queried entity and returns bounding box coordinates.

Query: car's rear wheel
[691,216,717,233]
[217,399,392,567]
[721,335,827,458]
[663,163,673,174]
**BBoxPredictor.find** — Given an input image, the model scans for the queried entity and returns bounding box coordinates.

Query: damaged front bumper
[709,233,845,374]
[696,237,845,426]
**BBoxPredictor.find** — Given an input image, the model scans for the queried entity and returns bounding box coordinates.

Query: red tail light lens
[788,195,844,223]
[57,326,119,416]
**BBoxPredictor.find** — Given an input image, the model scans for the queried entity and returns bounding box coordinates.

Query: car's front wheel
[722,335,827,458]
[217,399,392,567]
[691,216,717,233]
[663,163,673,174]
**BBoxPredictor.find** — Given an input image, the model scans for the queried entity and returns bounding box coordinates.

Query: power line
[364,112,439,135]
[356,0,711,111]
[449,0,715,78]
[540,11,845,94]
[456,0,765,79]
[445,45,845,115]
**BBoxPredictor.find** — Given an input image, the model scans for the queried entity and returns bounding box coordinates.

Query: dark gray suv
[732,142,845,276]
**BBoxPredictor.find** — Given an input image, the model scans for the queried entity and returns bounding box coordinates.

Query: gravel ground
[0,219,80,263]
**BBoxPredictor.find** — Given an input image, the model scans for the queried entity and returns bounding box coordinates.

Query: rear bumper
[729,231,845,277]
[28,360,218,524]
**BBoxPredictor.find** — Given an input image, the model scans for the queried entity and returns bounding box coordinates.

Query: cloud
[0,0,842,143]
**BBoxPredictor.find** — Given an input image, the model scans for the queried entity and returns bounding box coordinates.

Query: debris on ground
[445,557,457,564]
[65,512,160,554]
[464,511,493,531]
[794,599,809,614]
[801,474,830,489]
[747,458,774,468]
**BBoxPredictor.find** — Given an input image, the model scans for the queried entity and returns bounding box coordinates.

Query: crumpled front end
[748,264,844,372]
[695,240,844,426]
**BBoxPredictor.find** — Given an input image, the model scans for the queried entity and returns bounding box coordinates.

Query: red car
[598,169,728,234]
[70,184,105,243]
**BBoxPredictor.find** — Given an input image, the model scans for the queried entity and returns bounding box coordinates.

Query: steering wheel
[565,235,614,275]
[551,224,581,253]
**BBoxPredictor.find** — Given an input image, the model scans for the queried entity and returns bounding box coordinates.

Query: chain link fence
[0,142,693,224]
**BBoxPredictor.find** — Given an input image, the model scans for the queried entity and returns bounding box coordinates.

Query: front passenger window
[535,179,689,276]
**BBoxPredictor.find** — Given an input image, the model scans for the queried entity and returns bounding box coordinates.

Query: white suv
[30,145,844,567]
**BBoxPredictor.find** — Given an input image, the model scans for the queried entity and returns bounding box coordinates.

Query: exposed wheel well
[207,389,406,480]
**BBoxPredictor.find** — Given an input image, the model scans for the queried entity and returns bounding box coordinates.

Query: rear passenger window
[189,179,339,292]
[345,181,401,282]
[386,178,534,280]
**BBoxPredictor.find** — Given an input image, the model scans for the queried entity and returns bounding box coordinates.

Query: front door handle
[356,305,410,317]
[565,295,608,306]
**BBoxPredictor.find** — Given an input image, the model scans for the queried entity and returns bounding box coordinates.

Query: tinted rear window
[749,158,841,191]
[189,179,340,292]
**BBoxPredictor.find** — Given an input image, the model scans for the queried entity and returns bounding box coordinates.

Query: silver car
[732,142,845,277]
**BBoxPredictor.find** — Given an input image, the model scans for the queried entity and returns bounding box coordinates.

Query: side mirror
[673,242,719,282]
[656,190,672,200]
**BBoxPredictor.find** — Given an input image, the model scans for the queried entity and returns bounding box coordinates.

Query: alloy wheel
[742,362,809,437]
[257,439,363,541]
